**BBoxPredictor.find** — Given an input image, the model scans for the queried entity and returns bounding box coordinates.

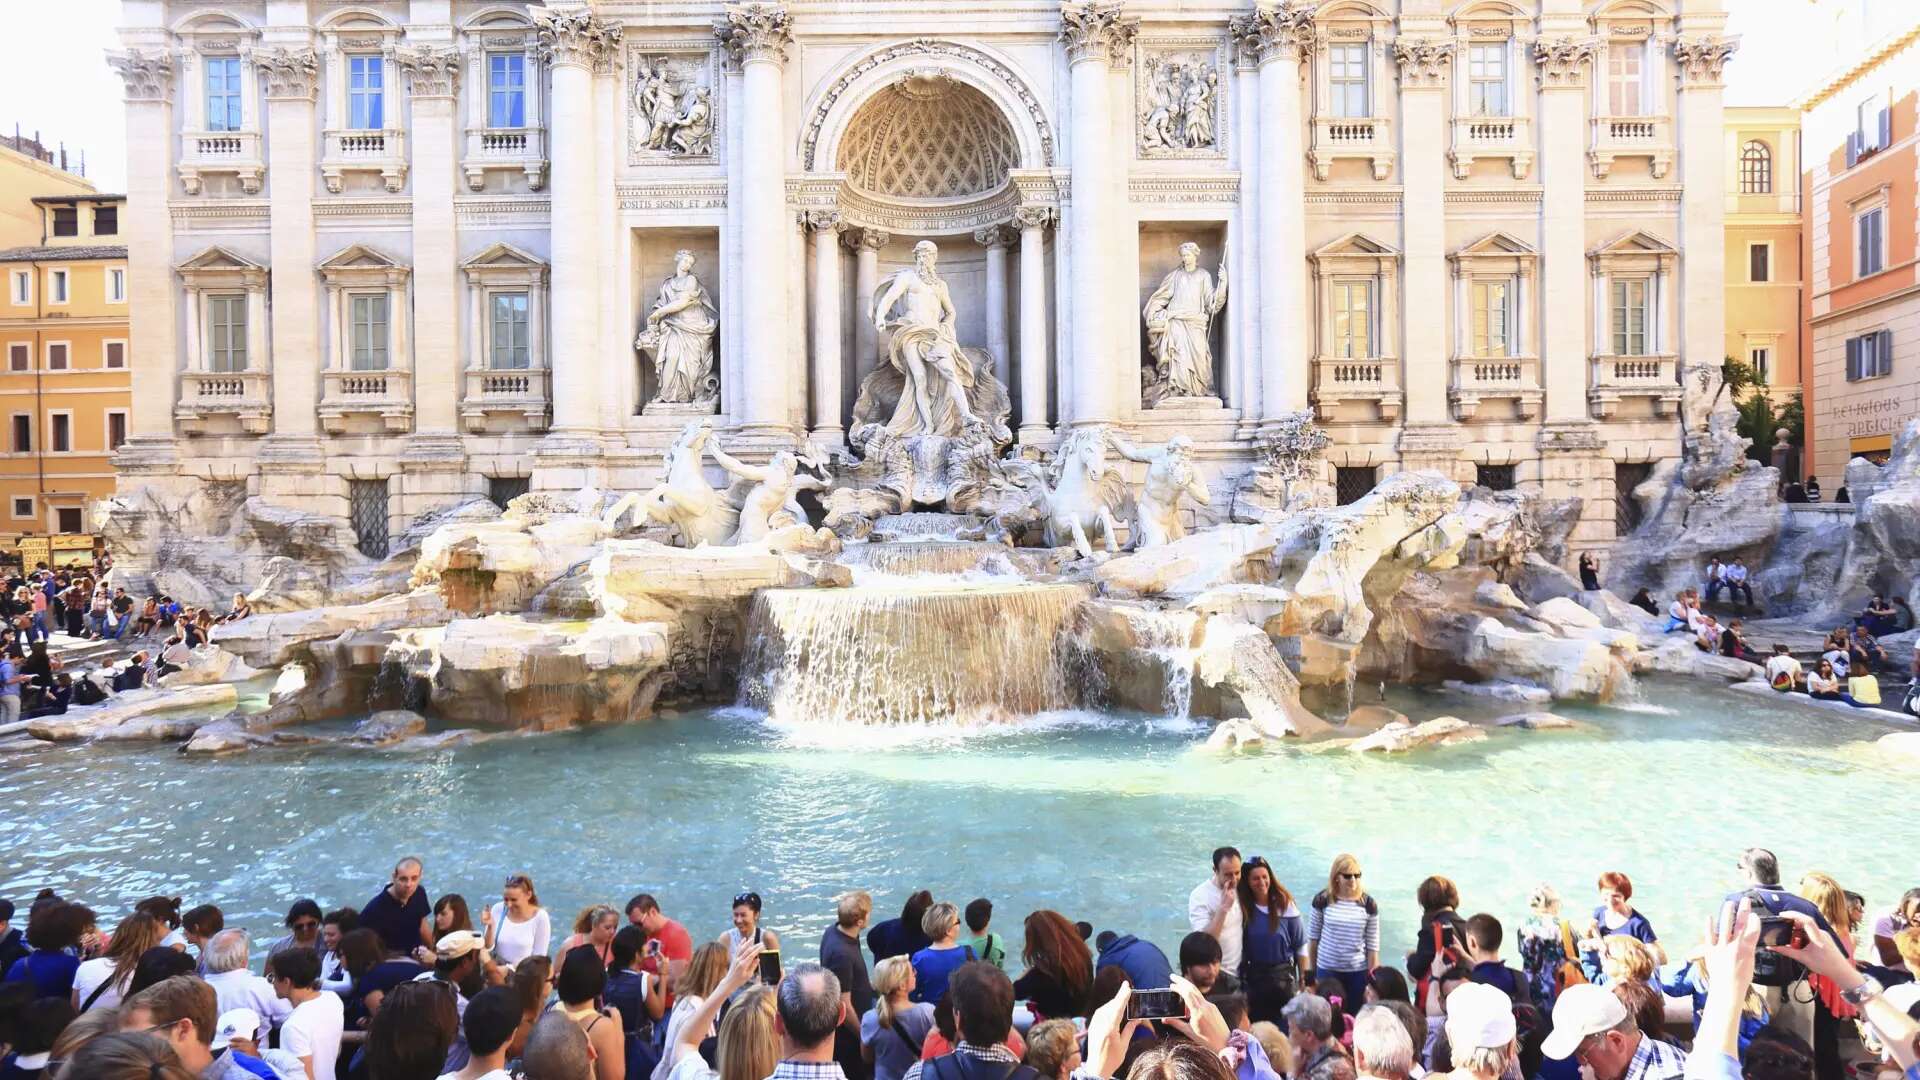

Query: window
[1845,328,1893,381]
[9,415,28,453]
[7,344,25,372]
[490,292,530,369]
[1856,206,1885,277]
[106,411,127,451]
[1330,44,1369,118]
[1475,464,1517,491]
[1739,141,1772,193]
[1749,244,1770,283]
[49,413,70,453]
[488,53,526,128]
[1611,279,1649,356]
[55,508,82,534]
[106,267,126,302]
[206,56,243,132]
[1332,279,1373,358]
[8,271,27,305]
[349,294,390,370]
[349,479,390,558]
[1749,345,1771,385]
[1471,279,1512,357]
[50,206,77,237]
[1467,43,1508,117]
[348,55,385,130]
[1607,42,1645,116]
[104,341,126,369]
[47,269,67,304]
[487,476,530,510]
[207,294,248,372]
[46,343,67,371]
[1335,466,1376,506]
[9,497,30,519]
[1615,462,1654,534]
[1848,92,1891,165]
[93,205,118,236]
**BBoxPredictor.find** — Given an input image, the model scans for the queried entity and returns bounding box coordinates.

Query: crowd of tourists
[1,847,1916,1080]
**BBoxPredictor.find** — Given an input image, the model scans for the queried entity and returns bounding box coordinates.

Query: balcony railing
[461,367,550,433]
[176,370,271,435]
[461,126,548,191]
[1310,115,1395,180]
[1589,115,1674,179]
[320,368,413,433]
[1449,356,1543,421]
[1309,355,1403,422]
[1448,115,1533,179]
[1588,354,1680,419]
[178,129,264,195]
[321,128,409,193]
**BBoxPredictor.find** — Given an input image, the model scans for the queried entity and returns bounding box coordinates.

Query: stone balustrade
[1589,114,1675,178]
[1310,355,1404,422]
[461,367,550,433]
[176,371,272,435]
[1588,354,1681,418]
[321,128,409,193]
[319,368,414,433]
[178,129,264,194]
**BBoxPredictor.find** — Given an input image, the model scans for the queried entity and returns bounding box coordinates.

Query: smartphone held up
[1128,989,1186,1021]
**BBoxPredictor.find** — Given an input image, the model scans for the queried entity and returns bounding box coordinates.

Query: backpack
[1553,921,1589,997]
[1413,918,1467,1015]
[1739,892,1808,989]
[924,1051,1040,1080]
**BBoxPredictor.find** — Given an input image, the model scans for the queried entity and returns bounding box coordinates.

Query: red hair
[1595,872,1633,900]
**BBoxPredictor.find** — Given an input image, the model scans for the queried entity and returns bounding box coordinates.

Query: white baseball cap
[211,1008,260,1050]
[1541,983,1631,1060]
[1444,983,1517,1050]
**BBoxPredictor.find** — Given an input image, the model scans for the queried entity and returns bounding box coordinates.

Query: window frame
[206,292,250,373]
[1329,43,1371,119]
[205,54,244,133]
[348,54,386,131]
[1610,277,1651,357]
[1845,328,1893,382]
[1748,344,1772,386]
[1466,42,1510,118]
[49,205,79,238]
[106,266,127,304]
[8,413,29,454]
[348,291,391,371]
[1469,277,1515,358]
[1855,204,1887,279]
[487,52,527,129]
[46,409,72,454]
[105,408,128,452]
[44,341,70,372]
[53,506,83,535]
[1748,242,1771,284]
[8,269,28,306]
[92,204,118,236]
[6,343,28,372]
[1739,140,1772,194]
[9,496,32,520]
[488,289,532,370]
[103,339,127,370]
[1331,276,1376,359]
[1607,41,1647,117]
[46,267,69,306]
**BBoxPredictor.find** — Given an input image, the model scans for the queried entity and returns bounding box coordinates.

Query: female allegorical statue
[637,249,719,407]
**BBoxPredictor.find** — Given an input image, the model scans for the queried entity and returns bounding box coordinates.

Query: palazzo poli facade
[110,0,1734,556]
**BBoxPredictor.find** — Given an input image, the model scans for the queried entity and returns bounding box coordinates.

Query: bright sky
[0,0,1840,196]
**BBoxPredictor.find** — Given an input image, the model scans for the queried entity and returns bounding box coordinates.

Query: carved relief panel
[1136,39,1229,160]
[626,42,721,165]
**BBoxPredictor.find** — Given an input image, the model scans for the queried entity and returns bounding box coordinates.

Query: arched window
[1740,140,1773,194]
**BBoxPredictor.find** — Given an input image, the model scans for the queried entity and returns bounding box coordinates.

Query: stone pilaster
[1674,34,1738,436]
[1235,4,1314,426]
[976,225,1014,390]
[1060,1,1137,426]
[847,227,888,380]
[1013,205,1055,442]
[1533,37,1595,430]
[808,210,846,446]
[107,49,181,476]
[1396,38,1451,434]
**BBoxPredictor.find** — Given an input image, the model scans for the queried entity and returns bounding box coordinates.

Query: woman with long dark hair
[1012,910,1092,1021]
[363,979,459,1080]
[71,912,166,1012]
[867,891,934,963]
[1236,856,1307,1025]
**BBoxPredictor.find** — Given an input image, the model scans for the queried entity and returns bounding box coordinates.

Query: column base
[1537,421,1604,454]
[1397,424,1468,480]
[532,429,610,493]
[725,421,800,454]
[808,426,845,455]
[255,434,328,474]
[110,434,181,477]
[400,431,469,469]
[1017,423,1055,446]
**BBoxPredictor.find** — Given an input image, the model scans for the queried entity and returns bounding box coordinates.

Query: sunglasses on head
[734,892,760,908]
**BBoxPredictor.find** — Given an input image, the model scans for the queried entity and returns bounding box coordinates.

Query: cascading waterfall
[739,581,1091,726]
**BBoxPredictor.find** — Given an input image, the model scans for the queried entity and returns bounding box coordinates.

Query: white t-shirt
[1764,655,1802,684]
[72,956,124,1011]
[1187,878,1244,974]
[1822,649,1851,678]
[281,991,345,1080]
[489,903,552,967]
[439,1071,512,1080]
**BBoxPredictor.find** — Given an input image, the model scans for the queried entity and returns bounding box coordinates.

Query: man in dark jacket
[1095,930,1174,991]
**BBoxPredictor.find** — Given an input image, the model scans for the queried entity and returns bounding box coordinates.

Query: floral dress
[1517,913,1573,1008]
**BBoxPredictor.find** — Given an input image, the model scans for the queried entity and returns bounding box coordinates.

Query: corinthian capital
[245,47,320,100]
[390,44,461,97]
[1673,34,1739,89]
[1393,38,1451,88]
[536,9,623,71]
[714,3,794,66]
[1060,2,1138,69]
[107,49,175,103]
[1230,3,1320,67]
[806,209,845,233]
[1532,38,1595,88]
[1012,205,1056,231]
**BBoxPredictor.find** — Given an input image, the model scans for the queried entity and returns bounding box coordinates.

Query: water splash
[740,581,1091,726]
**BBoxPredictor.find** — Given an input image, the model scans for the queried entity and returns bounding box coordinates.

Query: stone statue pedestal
[642,399,718,417]
[1151,394,1224,411]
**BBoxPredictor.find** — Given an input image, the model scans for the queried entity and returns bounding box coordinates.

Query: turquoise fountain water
[1,676,1910,968]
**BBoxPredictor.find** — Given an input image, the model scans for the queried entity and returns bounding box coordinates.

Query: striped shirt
[1307,897,1379,972]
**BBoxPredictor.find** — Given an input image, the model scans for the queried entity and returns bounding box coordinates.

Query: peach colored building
[1724,107,1802,402]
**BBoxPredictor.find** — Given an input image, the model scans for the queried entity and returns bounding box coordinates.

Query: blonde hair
[1527,884,1561,916]
[922,901,961,941]
[58,1031,196,1080]
[1024,1019,1080,1080]
[50,1005,123,1066]
[1798,873,1851,941]
[1599,935,1656,985]
[836,891,872,930]
[504,874,540,908]
[1894,926,1920,972]
[717,985,779,1080]
[873,956,914,1027]
[1328,853,1367,904]
[1249,1022,1293,1076]
[98,913,167,995]
[572,904,617,936]
[679,941,731,1000]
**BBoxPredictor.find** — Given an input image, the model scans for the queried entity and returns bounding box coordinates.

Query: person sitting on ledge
[1852,625,1891,672]
[1821,636,1852,680]
[1704,557,1728,604]
[1720,619,1754,663]
[1807,660,1851,704]
[1806,475,1823,502]
[1858,595,1899,637]
[1629,588,1660,617]
[1663,592,1692,634]
[1579,553,1602,593]
[1694,614,1722,654]
[1765,644,1804,692]
[1724,559,1754,609]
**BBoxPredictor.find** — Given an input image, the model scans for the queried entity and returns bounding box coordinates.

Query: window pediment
[1589,229,1676,273]
[463,242,549,286]
[1312,232,1400,269]
[177,245,268,287]
[319,244,409,285]
[1451,232,1537,276]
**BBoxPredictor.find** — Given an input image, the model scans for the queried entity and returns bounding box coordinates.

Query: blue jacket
[1096,934,1174,990]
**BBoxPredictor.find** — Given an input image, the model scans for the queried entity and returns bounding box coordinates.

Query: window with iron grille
[1476,464,1517,491]
[51,206,77,237]
[350,479,390,559]
[487,476,530,510]
[1615,461,1655,535]
[1335,466,1376,506]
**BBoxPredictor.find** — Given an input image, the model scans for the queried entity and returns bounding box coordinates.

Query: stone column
[808,210,846,446]
[533,9,620,468]
[1014,205,1055,441]
[1227,20,1262,433]
[716,3,796,444]
[975,226,1013,390]
[392,44,466,487]
[1674,35,1738,436]
[251,46,325,479]
[848,228,888,385]
[1059,2,1137,427]
[1395,40,1451,432]
[1244,5,1314,424]
[1533,37,1595,430]
[106,49,179,475]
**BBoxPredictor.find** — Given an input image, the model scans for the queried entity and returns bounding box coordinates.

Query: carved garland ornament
[1229,3,1319,66]
[1060,2,1138,69]
[1393,38,1451,88]
[246,46,320,100]
[1672,35,1739,87]
[801,40,1057,170]
[535,9,623,70]
[713,3,794,66]
[107,49,175,102]
[1532,38,1595,87]
[390,44,460,97]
